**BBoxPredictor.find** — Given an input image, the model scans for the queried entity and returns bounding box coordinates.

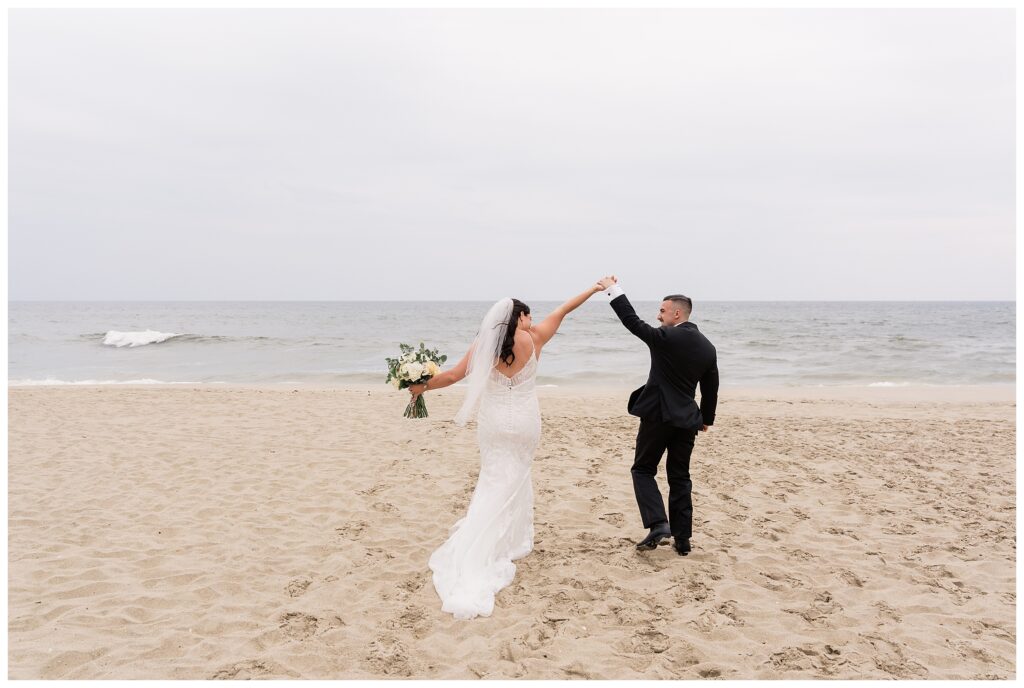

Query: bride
[407,280,606,619]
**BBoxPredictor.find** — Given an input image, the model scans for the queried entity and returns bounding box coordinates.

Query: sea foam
[102,330,180,348]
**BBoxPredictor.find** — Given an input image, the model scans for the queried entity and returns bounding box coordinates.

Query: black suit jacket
[611,294,719,430]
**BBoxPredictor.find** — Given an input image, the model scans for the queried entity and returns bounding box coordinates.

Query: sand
[7,384,1016,679]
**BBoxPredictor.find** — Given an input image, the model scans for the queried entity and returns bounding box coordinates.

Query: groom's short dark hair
[663,294,692,316]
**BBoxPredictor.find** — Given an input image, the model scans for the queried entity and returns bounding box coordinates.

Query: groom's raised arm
[604,283,664,347]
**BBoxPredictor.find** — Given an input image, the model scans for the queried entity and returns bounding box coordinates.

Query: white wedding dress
[428,341,541,620]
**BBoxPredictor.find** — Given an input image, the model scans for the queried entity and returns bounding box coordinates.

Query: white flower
[425,360,441,376]
[390,376,401,389]
[404,362,424,381]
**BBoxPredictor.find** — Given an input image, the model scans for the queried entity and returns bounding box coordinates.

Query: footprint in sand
[561,661,600,679]
[397,572,428,593]
[758,570,807,592]
[542,589,587,623]
[334,520,370,539]
[860,634,928,678]
[467,662,493,678]
[599,512,625,527]
[716,600,744,624]
[782,591,841,627]
[273,611,345,643]
[210,659,287,680]
[750,517,783,541]
[874,601,902,622]
[607,595,664,626]
[768,644,846,675]
[691,600,744,633]
[882,522,917,535]
[365,634,415,676]
[911,567,978,606]
[780,547,817,562]
[614,626,671,654]
[789,507,811,521]
[967,619,1015,642]
[503,621,555,661]
[279,612,319,640]
[951,640,1015,671]
[824,526,858,540]
[674,579,713,604]
[384,603,432,639]
[357,482,387,497]
[833,568,866,588]
[285,578,312,597]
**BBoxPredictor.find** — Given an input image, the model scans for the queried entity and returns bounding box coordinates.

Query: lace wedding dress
[428,342,541,620]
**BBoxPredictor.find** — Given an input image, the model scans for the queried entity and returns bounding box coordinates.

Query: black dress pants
[631,418,698,540]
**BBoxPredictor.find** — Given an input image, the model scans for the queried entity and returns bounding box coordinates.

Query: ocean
[7,301,1015,387]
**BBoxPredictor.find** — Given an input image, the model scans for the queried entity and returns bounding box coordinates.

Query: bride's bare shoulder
[510,330,537,354]
[525,330,542,354]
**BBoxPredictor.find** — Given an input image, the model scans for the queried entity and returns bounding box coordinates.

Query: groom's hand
[597,275,617,290]
[701,424,709,432]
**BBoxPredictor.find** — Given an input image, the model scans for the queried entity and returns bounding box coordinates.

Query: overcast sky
[9,9,1015,301]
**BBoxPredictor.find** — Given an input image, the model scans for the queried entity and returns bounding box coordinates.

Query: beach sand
[8,384,1016,679]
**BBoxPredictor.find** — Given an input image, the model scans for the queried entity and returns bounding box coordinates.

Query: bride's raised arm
[530,279,607,351]
[410,342,475,397]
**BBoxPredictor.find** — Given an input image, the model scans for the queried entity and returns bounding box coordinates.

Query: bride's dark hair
[498,299,530,366]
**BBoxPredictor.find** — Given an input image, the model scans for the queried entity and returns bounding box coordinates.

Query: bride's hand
[409,383,426,398]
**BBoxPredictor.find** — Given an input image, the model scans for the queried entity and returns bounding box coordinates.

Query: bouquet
[385,342,447,418]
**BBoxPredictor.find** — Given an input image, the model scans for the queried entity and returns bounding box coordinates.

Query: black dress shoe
[673,538,691,556]
[636,525,672,550]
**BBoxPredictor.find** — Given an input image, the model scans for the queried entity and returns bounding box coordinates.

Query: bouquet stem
[404,394,428,419]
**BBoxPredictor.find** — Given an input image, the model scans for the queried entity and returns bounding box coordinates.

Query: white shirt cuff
[605,284,624,300]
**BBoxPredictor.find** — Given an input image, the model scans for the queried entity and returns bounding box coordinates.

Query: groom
[598,276,719,556]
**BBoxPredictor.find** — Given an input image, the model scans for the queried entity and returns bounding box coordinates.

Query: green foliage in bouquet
[385,342,448,418]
